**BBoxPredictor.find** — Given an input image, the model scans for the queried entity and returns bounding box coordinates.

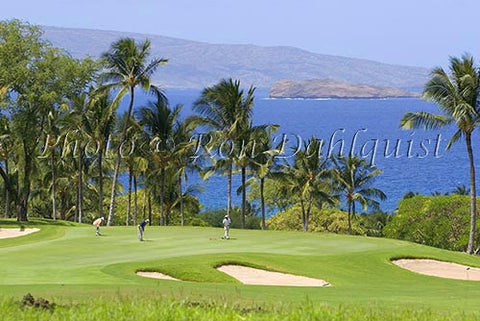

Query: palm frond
[400,112,452,130]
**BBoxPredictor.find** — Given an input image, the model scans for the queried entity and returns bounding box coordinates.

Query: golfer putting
[138,219,149,241]
[93,217,104,236]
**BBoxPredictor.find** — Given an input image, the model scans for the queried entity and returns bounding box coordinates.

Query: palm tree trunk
[78,147,84,224]
[260,177,265,230]
[17,141,30,222]
[179,174,184,226]
[227,158,232,217]
[60,191,66,220]
[148,192,152,224]
[133,174,138,226]
[466,133,477,254]
[142,186,146,221]
[107,86,135,226]
[305,195,312,232]
[126,168,132,226]
[160,168,165,226]
[51,151,57,220]
[347,202,352,235]
[300,198,307,232]
[98,149,104,219]
[4,159,9,218]
[241,165,246,229]
[165,207,170,226]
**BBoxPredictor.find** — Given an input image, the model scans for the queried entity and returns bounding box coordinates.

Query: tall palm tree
[138,96,181,225]
[248,125,279,230]
[192,79,255,217]
[171,119,197,226]
[86,89,116,220]
[400,55,480,254]
[281,137,336,232]
[333,155,386,235]
[42,109,64,220]
[100,38,168,226]
[235,123,278,228]
[64,92,91,223]
[118,113,145,226]
[0,116,14,218]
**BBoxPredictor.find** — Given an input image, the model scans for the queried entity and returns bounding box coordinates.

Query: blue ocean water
[118,89,479,213]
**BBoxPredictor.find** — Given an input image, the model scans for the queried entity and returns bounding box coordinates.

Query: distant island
[269,79,420,99]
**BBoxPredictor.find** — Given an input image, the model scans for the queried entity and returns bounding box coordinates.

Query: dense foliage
[266,205,389,236]
[384,195,472,251]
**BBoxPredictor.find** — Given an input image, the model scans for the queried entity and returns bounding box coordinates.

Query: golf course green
[1,219,480,320]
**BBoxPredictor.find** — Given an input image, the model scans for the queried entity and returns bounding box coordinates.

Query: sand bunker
[136,271,179,281]
[0,228,39,239]
[216,265,330,287]
[393,259,480,281]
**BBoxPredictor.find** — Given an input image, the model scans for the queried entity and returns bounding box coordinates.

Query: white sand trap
[393,259,480,281]
[0,228,39,239]
[136,271,179,281]
[216,265,330,287]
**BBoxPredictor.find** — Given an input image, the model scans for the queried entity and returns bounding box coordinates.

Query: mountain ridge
[41,25,429,90]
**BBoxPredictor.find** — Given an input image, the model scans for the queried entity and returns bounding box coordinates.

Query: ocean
[118,88,479,213]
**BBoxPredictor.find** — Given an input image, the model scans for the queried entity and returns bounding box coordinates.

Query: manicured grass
[1,218,480,319]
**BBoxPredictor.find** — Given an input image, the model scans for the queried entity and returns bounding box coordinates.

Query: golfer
[222,215,231,239]
[93,217,104,236]
[138,219,149,241]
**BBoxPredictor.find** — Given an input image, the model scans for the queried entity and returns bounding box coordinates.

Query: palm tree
[118,113,146,226]
[100,38,168,226]
[400,55,480,254]
[116,112,142,226]
[138,96,181,225]
[236,124,279,229]
[333,155,386,235]
[281,137,336,232]
[171,119,197,226]
[42,109,64,220]
[192,79,255,218]
[63,92,92,223]
[248,125,279,230]
[453,185,470,195]
[0,116,14,218]
[86,89,116,220]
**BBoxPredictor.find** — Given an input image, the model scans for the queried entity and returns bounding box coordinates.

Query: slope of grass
[1,218,480,317]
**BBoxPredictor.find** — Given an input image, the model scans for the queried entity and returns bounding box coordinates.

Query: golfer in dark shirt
[138,219,149,241]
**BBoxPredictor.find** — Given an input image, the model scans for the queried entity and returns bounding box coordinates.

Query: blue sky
[1,0,478,68]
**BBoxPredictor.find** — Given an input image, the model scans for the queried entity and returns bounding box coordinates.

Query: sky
[1,0,479,68]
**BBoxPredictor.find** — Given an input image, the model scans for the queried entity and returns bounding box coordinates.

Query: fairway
[2,219,480,319]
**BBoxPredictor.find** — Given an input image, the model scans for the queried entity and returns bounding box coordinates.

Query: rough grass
[1,296,479,321]
[1,218,480,318]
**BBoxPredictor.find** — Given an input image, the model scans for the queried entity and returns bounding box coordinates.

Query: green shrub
[384,195,472,251]
[358,211,392,237]
[266,205,366,234]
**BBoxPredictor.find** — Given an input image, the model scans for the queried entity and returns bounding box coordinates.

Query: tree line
[0,20,388,232]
